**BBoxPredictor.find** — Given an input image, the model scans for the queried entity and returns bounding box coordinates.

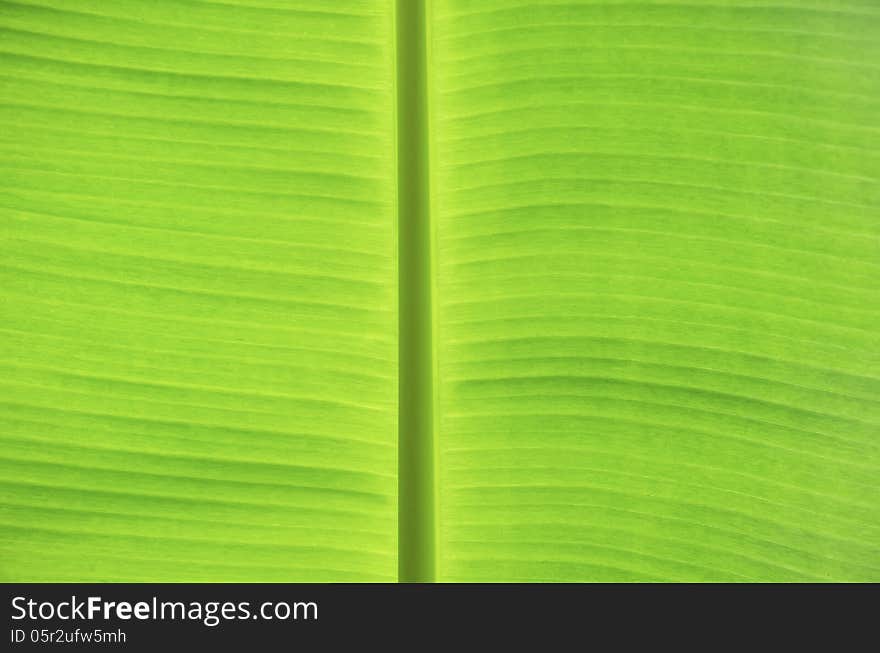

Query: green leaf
[431,0,880,581]
[0,0,398,581]
[2,0,879,583]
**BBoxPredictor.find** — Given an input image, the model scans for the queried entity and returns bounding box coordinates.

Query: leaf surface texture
[431,0,880,582]
[0,0,398,581]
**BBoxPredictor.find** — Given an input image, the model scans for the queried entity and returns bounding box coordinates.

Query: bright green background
[0,0,398,581]
[1,0,879,582]
[432,0,880,581]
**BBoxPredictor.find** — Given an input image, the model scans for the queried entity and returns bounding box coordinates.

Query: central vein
[396,0,435,583]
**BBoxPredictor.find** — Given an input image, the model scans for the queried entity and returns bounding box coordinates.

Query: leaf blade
[0,0,398,581]
[431,0,880,582]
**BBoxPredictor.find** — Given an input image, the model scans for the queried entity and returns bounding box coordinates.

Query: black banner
[2,584,873,649]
